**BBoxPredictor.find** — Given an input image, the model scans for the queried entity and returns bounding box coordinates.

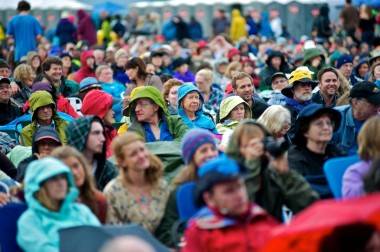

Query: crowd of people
[1,0,380,251]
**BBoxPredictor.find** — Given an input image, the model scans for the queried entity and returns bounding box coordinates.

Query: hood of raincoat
[219,95,251,122]
[24,157,78,216]
[29,90,56,120]
[302,48,325,65]
[177,83,204,116]
[126,86,168,123]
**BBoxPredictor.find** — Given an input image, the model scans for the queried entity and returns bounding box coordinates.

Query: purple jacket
[342,160,371,198]
[173,71,195,83]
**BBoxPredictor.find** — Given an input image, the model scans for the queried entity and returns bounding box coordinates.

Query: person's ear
[203,191,216,208]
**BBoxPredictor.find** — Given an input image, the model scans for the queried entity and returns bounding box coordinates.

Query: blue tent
[93,1,126,14]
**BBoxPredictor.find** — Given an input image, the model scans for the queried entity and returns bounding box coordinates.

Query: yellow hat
[288,66,315,85]
[281,66,318,98]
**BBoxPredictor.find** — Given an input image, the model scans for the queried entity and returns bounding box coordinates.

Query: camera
[263,137,290,158]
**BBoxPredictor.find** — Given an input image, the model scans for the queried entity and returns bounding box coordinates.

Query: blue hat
[195,156,241,206]
[181,128,216,165]
[79,77,101,93]
[293,103,341,146]
[336,54,353,69]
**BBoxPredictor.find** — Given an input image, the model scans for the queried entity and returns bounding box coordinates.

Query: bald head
[100,236,155,252]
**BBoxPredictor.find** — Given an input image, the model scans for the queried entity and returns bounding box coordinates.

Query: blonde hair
[172,162,197,187]
[224,62,242,79]
[95,64,112,78]
[163,78,183,100]
[358,116,380,161]
[112,132,163,186]
[196,69,213,83]
[257,105,291,136]
[369,62,380,82]
[13,64,35,83]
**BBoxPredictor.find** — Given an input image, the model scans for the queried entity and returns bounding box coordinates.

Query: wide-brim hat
[281,66,318,98]
[293,103,341,146]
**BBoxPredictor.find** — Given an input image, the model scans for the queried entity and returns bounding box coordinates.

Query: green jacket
[155,188,179,248]
[302,48,327,80]
[226,123,319,221]
[126,86,188,141]
[20,91,67,146]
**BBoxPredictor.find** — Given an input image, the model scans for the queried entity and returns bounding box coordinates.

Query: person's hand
[0,192,10,206]
[241,138,264,161]
[10,81,20,96]
[269,153,289,174]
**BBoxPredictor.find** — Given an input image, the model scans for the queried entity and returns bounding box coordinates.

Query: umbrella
[261,193,380,252]
[93,1,126,15]
[59,224,170,252]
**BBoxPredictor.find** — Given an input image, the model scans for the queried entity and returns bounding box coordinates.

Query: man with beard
[281,67,317,132]
[312,67,340,107]
[333,81,380,155]
[232,72,268,119]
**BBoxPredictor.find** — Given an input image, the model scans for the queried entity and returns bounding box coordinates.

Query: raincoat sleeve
[182,221,205,252]
[168,116,189,141]
[155,190,179,247]
[243,159,263,198]
[274,169,319,213]
[78,204,102,226]
[17,212,57,252]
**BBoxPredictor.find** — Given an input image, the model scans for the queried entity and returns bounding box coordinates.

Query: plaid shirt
[203,84,224,115]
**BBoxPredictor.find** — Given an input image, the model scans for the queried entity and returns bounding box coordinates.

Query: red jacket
[182,204,278,252]
[23,95,79,118]
[72,50,96,84]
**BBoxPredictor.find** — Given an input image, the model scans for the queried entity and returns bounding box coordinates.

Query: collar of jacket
[194,204,267,230]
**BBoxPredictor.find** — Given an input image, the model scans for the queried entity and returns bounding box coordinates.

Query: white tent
[131,0,327,8]
[0,0,92,10]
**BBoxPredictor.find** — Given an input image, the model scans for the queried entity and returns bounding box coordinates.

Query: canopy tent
[131,0,326,8]
[129,0,327,40]
[0,0,92,10]
[93,1,126,14]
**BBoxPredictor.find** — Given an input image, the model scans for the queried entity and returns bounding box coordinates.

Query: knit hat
[31,82,53,93]
[335,54,353,69]
[81,90,113,119]
[79,77,101,93]
[181,128,216,165]
[195,156,241,206]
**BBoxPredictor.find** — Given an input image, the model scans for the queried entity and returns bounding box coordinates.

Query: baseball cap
[350,81,380,106]
[0,76,11,85]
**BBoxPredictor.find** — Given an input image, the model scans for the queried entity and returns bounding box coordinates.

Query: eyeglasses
[311,119,334,128]
[135,101,154,109]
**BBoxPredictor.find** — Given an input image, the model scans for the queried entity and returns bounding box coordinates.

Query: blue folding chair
[0,202,27,252]
[323,155,360,199]
[176,182,199,221]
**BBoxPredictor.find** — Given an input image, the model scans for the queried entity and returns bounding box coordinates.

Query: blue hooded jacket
[17,158,100,252]
[177,83,218,133]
